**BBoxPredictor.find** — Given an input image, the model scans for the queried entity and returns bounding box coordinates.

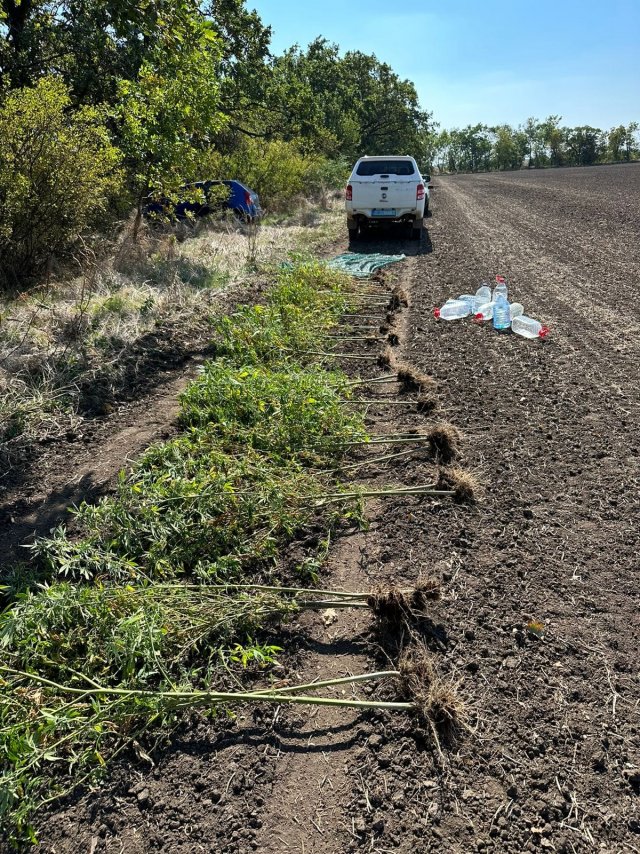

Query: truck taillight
[345,184,353,201]
[244,191,252,207]
[416,183,425,201]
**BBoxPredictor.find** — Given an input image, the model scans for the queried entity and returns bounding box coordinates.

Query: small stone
[137,788,150,805]
[354,816,366,833]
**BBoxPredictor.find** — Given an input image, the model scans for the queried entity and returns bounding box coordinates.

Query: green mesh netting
[326,253,406,278]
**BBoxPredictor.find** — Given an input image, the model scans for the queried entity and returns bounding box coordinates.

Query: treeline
[433,117,639,173]
[0,0,433,287]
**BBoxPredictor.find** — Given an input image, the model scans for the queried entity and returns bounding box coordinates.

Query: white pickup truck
[345,155,429,241]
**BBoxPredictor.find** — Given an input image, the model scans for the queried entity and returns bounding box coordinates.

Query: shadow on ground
[348,223,433,257]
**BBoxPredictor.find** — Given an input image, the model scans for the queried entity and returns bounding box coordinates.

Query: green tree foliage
[259,38,434,162]
[115,11,227,236]
[492,124,528,171]
[565,125,604,166]
[0,77,122,288]
[0,1,207,101]
[434,114,638,173]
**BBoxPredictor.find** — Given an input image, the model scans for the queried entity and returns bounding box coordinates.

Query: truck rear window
[355,160,415,176]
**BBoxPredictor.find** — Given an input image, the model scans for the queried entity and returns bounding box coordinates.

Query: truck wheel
[411,220,423,241]
[348,227,358,242]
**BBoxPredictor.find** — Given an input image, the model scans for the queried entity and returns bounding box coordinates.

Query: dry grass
[0,202,344,451]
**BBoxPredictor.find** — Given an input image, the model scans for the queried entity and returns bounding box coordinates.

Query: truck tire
[411,218,423,241]
[348,227,358,242]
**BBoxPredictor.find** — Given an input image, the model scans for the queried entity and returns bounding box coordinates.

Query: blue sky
[248,0,640,130]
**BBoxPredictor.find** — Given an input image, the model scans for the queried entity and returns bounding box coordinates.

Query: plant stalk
[1,668,413,712]
[250,670,400,696]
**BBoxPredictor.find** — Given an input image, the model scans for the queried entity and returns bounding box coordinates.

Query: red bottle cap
[496,275,506,283]
[433,308,441,318]
[538,326,550,338]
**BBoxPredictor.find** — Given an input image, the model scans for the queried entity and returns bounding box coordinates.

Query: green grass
[0,258,371,846]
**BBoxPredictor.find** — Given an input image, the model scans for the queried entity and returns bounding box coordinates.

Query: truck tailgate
[350,179,416,210]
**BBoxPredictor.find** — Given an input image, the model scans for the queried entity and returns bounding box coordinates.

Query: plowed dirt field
[34,164,640,853]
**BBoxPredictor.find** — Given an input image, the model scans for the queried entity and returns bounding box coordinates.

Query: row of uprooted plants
[0,259,477,846]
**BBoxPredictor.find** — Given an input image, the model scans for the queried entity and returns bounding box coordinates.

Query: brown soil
[19,164,640,852]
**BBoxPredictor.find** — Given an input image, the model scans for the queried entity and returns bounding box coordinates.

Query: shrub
[0,77,123,290]
[216,138,346,211]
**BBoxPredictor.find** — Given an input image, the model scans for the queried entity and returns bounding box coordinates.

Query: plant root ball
[411,577,441,609]
[367,587,411,625]
[427,423,461,464]
[435,466,480,503]
[387,332,400,346]
[367,581,440,626]
[399,644,466,738]
[416,391,438,414]
[388,287,409,311]
[377,345,396,369]
[395,363,436,394]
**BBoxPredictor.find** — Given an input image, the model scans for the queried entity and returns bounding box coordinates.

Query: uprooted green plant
[0,258,466,844]
[0,576,443,845]
[179,361,367,463]
[0,260,377,843]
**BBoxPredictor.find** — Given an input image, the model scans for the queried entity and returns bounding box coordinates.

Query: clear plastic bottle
[434,299,471,320]
[509,302,524,320]
[511,315,550,339]
[493,275,508,302]
[473,285,492,313]
[492,294,511,330]
[475,301,494,321]
[458,294,476,312]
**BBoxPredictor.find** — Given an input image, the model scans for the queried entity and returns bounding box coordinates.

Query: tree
[623,122,639,161]
[607,125,626,162]
[565,125,603,166]
[115,9,227,237]
[257,40,433,162]
[0,76,122,287]
[492,125,527,171]
[540,115,564,166]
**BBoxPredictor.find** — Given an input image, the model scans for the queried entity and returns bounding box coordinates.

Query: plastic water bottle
[493,275,508,302]
[512,315,550,339]
[492,294,511,330]
[458,294,476,312]
[434,299,470,320]
[475,301,494,321]
[473,285,492,313]
[509,302,524,320]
